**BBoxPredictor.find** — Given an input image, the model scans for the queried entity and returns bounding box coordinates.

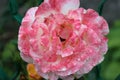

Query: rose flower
[18,0,109,80]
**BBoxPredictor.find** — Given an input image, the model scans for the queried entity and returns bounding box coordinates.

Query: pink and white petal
[96,16,109,35]
[34,60,49,79]
[18,27,32,63]
[60,0,80,14]
[18,7,38,63]
[21,7,38,27]
[20,52,33,63]
[57,46,74,57]
[67,8,86,21]
[34,60,59,80]
[82,27,101,45]
[99,38,108,54]
[35,2,56,22]
[82,9,109,35]
[46,0,80,14]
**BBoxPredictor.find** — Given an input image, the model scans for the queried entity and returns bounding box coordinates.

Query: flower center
[59,37,66,42]
[58,22,73,43]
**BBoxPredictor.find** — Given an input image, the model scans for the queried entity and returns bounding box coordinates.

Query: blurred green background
[0,0,120,80]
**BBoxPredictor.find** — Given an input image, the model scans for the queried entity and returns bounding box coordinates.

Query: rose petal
[20,53,33,63]
[22,7,38,27]
[35,2,56,22]
[82,9,109,35]
[18,7,38,63]
[45,0,80,14]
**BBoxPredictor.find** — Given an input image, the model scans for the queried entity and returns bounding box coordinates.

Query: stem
[97,0,107,15]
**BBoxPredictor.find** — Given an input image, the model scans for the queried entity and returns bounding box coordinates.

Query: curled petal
[18,7,38,63]
[22,7,38,27]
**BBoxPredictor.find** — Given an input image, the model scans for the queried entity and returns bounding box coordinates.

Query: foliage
[99,20,120,80]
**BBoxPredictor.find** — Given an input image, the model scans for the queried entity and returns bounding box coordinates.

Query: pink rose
[18,0,109,80]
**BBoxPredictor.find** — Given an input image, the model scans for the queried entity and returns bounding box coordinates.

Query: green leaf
[9,0,22,24]
[2,42,15,60]
[13,14,22,24]
[108,21,120,48]
[87,65,103,80]
[9,0,18,14]
[113,49,120,61]
[102,62,120,80]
